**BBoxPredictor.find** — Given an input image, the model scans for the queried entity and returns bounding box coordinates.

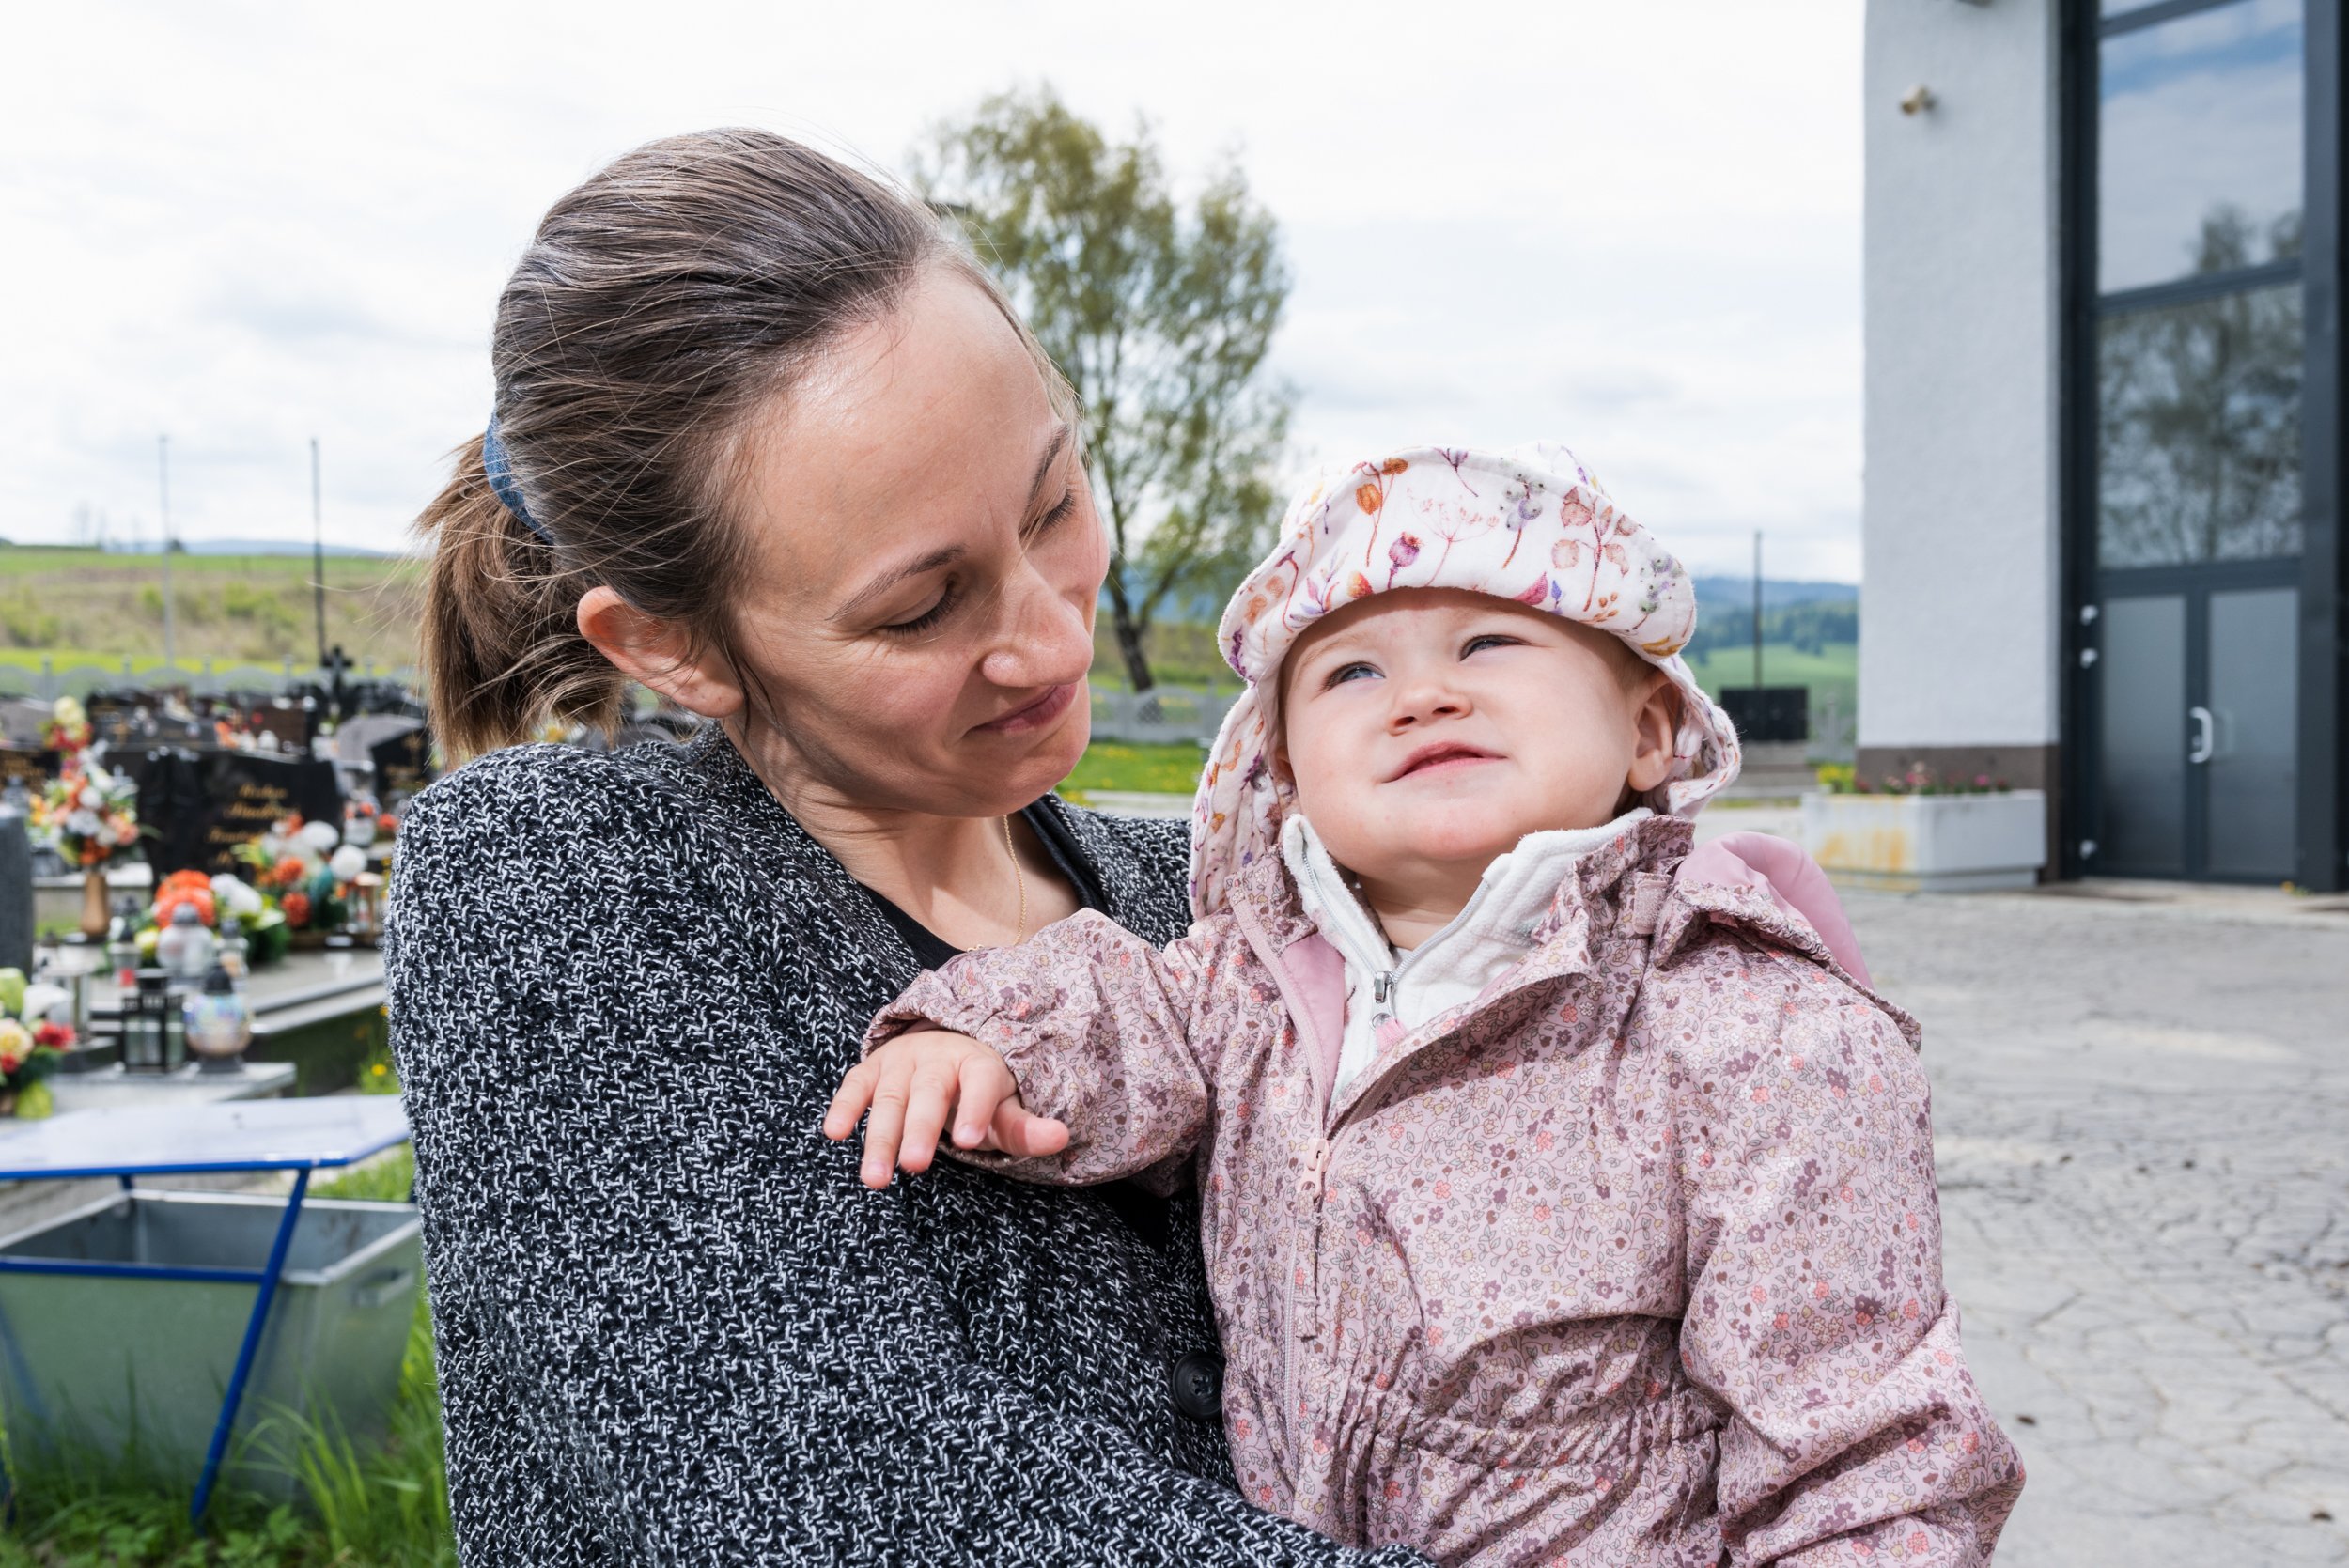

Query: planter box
[0,1188,420,1498]
[1800,789,2046,893]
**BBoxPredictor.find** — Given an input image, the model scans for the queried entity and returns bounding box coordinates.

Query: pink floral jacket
[868,815,2023,1566]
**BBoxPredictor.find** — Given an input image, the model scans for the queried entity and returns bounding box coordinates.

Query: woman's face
[720,267,1107,820]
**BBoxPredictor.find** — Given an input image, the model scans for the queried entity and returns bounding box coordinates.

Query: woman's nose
[978,568,1094,691]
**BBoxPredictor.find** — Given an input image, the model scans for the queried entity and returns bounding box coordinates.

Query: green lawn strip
[1058,740,1206,801]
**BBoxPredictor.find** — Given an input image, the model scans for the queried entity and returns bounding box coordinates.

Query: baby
[827,443,2023,1566]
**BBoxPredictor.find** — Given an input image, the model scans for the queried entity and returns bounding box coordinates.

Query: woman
[386,129,1421,1565]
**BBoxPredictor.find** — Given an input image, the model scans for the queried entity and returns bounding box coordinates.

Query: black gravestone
[0,748,62,792]
[0,808,30,972]
[368,726,435,808]
[133,750,345,879]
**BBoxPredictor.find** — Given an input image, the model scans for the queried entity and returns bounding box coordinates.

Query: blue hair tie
[482,414,555,546]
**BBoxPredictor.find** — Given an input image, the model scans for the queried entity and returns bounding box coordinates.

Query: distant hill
[23,537,404,559]
[0,547,422,667]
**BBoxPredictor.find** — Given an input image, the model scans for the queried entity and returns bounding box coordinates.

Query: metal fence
[1089,686,1237,744]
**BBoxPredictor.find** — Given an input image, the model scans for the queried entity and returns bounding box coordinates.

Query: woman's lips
[1389,742,1500,781]
[976,681,1079,735]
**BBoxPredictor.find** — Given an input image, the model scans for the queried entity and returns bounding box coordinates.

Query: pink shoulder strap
[1669,831,1871,986]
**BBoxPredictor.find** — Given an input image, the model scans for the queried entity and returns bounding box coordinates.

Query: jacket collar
[1233,808,1692,961]
[1229,809,1696,1125]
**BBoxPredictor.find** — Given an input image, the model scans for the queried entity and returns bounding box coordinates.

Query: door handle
[2188,706,2215,765]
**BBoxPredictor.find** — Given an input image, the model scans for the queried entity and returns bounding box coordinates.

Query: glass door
[2092,574,2300,878]
[2079,0,2310,882]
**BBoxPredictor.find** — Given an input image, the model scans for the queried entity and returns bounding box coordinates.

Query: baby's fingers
[949,1053,1020,1149]
[988,1101,1070,1159]
[893,1059,961,1177]
[822,1059,881,1142]
[855,1056,923,1189]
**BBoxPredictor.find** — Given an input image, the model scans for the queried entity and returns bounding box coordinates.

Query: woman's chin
[982,704,1091,807]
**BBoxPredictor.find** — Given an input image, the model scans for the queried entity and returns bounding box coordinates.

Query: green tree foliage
[919,87,1293,691]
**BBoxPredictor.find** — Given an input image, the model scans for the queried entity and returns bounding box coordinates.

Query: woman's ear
[576,587,747,720]
[1624,675,1682,795]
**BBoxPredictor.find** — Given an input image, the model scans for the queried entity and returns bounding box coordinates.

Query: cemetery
[0,675,439,1530]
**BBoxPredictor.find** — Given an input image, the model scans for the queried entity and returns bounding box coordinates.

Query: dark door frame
[2060,0,2347,890]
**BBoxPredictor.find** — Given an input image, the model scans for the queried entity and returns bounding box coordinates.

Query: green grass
[1681,640,1857,712]
[1059,740,1206,800]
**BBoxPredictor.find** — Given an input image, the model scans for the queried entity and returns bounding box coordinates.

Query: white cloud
[0,0,1863,580]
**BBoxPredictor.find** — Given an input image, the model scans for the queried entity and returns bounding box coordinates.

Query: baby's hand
[822,1030,1070,1188]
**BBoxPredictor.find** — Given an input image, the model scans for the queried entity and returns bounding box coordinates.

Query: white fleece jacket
[1279,808,1654,1103]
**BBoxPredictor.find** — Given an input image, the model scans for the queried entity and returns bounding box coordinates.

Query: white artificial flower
[22,982,69,1024]
[65,810,101,837]
[211,875,266,918]
[299,821,341,854]
[329,846,367,883]
[77,787,102,811]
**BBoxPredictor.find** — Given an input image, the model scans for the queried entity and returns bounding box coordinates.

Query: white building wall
[1861,0,2063,750]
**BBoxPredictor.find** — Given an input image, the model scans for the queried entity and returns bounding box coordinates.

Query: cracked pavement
[1843,884,2349,1564]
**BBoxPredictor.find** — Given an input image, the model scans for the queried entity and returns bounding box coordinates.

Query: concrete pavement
[1848,882,2349,1564]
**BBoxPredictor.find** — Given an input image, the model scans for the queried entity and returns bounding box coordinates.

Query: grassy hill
[0,545,423,672]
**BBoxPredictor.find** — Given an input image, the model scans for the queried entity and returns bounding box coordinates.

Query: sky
[0,0,1866,580]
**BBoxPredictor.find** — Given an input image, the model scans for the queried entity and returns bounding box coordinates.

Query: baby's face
[1279,589,1676,891]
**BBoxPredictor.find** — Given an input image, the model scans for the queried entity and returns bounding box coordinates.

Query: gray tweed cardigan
[384,730,1419,1566]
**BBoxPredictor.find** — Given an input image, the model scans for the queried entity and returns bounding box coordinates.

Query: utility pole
[1750,529,1763,694]
[158,435,177,671]
[311,438,329,670]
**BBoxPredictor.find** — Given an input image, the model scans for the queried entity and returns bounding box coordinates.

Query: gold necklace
[1003,814,1028,944]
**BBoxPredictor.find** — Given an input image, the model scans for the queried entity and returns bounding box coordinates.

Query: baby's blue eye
[1327,661,1378,687]
[1463,634,1519,656]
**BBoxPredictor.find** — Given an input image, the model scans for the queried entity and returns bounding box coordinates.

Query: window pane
[2097,595,2187,876]
[2097,282,2302,567]
[2204,586,2297,878]
[2099,0,2303,293]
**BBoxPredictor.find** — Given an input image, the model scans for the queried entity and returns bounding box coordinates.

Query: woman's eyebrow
[830,426,1068,624]
[1028,423,1071,504]
[833,545,963,624]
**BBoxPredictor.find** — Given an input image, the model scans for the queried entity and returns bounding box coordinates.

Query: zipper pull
[1371,970,1395,1016]
[1298,1137,1331,1200]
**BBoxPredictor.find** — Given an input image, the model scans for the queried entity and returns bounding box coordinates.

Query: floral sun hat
[1188,441,1742,918]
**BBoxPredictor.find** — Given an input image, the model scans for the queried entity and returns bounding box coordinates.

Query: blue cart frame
[0,1098,411,1524]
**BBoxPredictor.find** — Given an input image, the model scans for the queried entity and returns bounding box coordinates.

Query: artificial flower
[210,874,266,920]
[0,1018,32,1076]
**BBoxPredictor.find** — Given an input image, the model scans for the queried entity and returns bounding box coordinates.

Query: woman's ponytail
[418,433,627,760]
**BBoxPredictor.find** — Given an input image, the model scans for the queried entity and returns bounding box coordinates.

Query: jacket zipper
[1242,846,1642,1467]
[1274,860,1508,1437]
